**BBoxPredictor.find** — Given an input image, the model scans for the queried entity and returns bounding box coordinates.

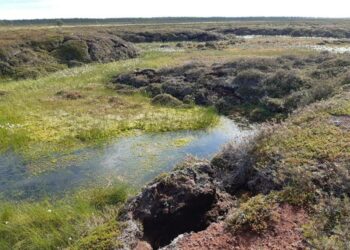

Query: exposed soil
[164,204,308,250]
[118,142,278,249]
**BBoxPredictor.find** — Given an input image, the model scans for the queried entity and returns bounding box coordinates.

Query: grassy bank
[0,185,130,250]
[0,50,221,173]
[251,91,350,248]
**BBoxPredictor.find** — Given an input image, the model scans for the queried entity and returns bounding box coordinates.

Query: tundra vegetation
[1,18,350,249]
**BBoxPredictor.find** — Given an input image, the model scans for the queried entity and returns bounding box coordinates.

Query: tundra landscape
[1,17,350,249]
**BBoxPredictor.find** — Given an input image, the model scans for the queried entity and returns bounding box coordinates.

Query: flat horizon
[0,0,349,20]
[1,16,350,22]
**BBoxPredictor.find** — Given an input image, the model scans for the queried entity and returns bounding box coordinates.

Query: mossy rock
[151,94,183,107]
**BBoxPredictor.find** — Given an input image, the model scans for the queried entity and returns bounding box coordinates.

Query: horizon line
[1,16,350,21]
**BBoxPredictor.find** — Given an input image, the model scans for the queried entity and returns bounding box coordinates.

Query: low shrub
[233,70,265,102]
[263,70,305,97]
[226,194,278,233]
[151,94,183,107]
[303,196,350,250]
[53,39,90,63]
[0,62,14,77]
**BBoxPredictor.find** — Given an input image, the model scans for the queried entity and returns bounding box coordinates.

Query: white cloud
[0,0,349,20]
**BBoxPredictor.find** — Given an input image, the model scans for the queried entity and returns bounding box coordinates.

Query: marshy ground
[1,19,350,249]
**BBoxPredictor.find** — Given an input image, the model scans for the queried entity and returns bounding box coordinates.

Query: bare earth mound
[164,204,308,250]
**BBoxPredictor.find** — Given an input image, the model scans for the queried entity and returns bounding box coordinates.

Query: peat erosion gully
[114,52,350,249]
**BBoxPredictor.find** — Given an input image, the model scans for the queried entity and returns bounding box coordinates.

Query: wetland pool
[0,117,254,200]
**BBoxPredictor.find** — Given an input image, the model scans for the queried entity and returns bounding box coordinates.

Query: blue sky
[0,0,349,20]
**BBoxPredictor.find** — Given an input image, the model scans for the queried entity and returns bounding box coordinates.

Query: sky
[0,0,349,20]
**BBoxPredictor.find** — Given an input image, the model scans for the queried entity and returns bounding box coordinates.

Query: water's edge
[0,117,254,200]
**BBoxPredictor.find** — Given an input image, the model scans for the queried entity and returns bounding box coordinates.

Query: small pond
[0,117,254,200]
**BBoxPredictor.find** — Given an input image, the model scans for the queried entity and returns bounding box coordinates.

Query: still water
[0,117,254,200]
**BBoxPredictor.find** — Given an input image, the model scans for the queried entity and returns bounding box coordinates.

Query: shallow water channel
[0,117,254,200]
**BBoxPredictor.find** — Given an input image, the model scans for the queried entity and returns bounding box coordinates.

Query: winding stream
[0,117,254,200]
